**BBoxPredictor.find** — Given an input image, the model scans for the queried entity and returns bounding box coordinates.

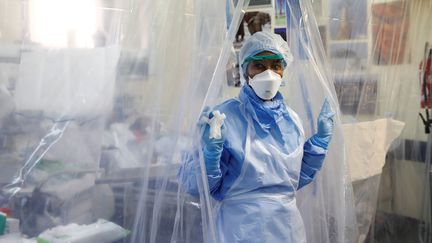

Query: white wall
[0,0,22,44]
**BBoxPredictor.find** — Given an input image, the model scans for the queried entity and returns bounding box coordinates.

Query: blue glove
[310,98,335,149]
[201,112,225,173]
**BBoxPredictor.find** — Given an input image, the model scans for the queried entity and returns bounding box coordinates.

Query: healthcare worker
[178,31,334,243]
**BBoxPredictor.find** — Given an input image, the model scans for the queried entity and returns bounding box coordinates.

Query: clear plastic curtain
[112,0,251,242]
[122,0,357,242]
[0,0,239,241]
[0,0,124,239]
[284,1,358,243]
[310,0,432,242]
[0,0,358,242]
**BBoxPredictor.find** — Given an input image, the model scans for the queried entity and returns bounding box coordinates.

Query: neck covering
[239,85,287,129]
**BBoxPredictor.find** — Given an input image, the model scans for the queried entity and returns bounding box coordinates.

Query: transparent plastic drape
[284,1,358,243]
[0,1,123,240]
[125,1,247,242]
[0,0,250,241]
[312,0,432,242]
[176,0,358,242]
[0,0,358,242]
[127,0,358,241]
[122,0,250,242]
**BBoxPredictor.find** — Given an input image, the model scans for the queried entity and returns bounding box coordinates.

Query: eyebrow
[271,60,283,64]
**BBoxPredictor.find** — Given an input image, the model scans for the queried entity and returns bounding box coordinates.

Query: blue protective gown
[178,85,327,242]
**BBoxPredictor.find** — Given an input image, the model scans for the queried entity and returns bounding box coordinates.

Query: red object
[420,50,432,108]
[133,130,142,142]
[0,208,11,217]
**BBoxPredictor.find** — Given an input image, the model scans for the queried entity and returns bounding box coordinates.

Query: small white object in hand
[201,110,226,139]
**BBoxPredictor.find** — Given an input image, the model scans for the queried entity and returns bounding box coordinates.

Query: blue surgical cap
[239,31,294,83]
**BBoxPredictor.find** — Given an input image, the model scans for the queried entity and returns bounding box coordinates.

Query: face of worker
[246,51,284,80]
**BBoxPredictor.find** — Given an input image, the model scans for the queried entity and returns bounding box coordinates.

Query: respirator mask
[248,70,282,100]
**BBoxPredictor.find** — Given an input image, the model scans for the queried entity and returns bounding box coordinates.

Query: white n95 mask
[249,70,282,100]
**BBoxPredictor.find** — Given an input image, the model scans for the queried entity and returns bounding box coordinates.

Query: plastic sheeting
[283,1,357,242]
[318,0,432,242]
[0,0,430,243]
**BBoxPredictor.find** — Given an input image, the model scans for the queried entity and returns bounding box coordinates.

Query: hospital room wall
[0,0,21,92]
[0,0,22,44]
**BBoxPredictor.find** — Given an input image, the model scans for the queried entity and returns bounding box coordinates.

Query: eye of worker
[246,51,284,79]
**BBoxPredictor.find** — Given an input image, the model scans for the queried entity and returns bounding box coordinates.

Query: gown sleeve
[177,146,229,198]
[298,135,327,189]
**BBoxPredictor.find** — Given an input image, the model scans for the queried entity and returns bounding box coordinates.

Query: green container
[0,212,6,235]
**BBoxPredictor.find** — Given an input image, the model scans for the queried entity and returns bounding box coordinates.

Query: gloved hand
[200,111,226,173]
[311,98,335,149]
